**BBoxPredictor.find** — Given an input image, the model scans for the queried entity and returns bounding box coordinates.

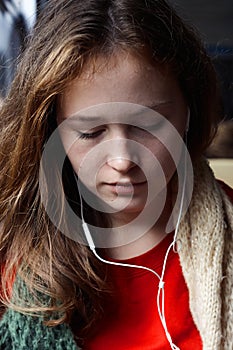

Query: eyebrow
[73,116,105,122]
[62,101,174,123]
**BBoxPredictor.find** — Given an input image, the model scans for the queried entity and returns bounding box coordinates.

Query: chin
[102,198,146,214]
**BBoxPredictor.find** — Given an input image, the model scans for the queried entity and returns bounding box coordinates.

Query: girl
[0,0,233,349]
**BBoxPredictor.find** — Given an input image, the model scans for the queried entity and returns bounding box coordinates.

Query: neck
[105,224,169,260]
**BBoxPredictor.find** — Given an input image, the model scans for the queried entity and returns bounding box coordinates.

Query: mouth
[104,181,147,194]
[107,180,147,186]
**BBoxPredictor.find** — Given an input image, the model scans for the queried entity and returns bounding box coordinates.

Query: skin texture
[57,51,188,259]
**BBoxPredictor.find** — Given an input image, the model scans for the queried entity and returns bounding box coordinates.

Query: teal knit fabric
[0,277,81,349]
[0,308,80,349]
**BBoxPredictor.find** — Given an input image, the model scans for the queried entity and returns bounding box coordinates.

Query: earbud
[82,221,95,251]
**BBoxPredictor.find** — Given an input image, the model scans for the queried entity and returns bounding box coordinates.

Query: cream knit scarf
[177,157,233,350]
[0,158,232,350]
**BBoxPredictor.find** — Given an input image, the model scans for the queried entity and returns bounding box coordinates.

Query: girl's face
[57,52,187,221]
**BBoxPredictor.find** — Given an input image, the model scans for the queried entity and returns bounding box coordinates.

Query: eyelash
[79,130,104,140]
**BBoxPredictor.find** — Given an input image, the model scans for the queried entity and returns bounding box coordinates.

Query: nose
[107,157,136,173]
[105,125,138,172]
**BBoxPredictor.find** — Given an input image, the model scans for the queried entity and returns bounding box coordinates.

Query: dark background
[171,0,233,120]
[172,0,233,46]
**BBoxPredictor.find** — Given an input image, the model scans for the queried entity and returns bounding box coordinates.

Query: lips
[107,180,147,186]
[104,180,147,195]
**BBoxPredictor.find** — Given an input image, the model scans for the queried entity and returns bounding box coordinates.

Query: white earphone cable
[74,110,190,349]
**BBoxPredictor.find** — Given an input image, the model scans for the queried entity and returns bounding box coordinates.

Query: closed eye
[130,121,164,134]
[79,129,104,140]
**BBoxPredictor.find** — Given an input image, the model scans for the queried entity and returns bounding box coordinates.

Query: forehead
[57,51,180,119]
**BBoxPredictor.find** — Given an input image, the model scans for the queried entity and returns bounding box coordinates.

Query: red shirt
[83,182,233,350]
[83,233,202,349]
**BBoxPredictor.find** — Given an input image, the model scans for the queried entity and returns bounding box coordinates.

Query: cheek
[59,130,92,177]
[65,144,86,178]
[145,139,177,183]
[67,143,104,191]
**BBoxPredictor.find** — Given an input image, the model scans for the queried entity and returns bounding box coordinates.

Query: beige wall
[209,159,233,188]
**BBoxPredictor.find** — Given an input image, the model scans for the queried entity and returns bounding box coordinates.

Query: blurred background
[0,0,232,185]
[172,0,233,187]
